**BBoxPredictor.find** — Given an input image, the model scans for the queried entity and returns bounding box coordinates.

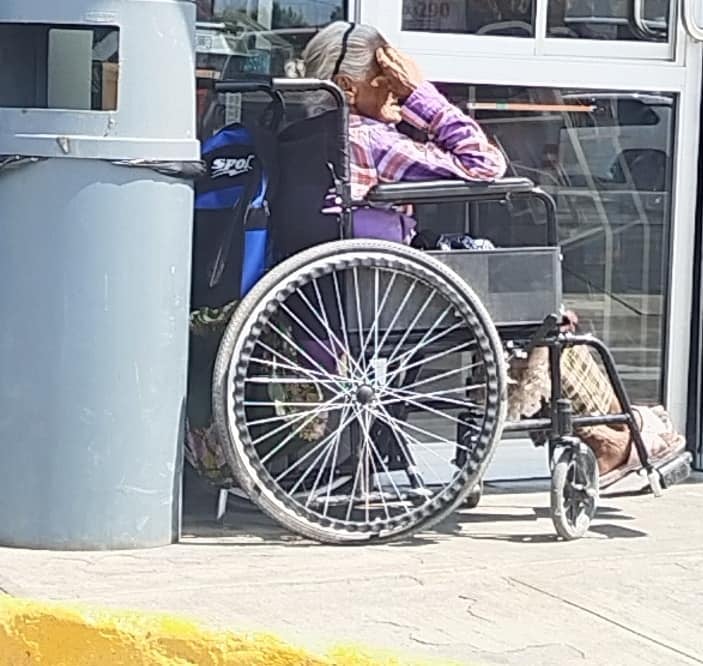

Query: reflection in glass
[196,1,346,79]
[547,0,670,41]
[414,85,676,402]
[197,0,346,77]
[402,0,534,36]
[195,1,346,136]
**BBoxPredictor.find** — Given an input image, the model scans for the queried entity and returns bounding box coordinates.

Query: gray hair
[302,22,386,81]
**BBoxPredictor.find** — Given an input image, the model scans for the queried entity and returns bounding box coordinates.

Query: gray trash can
[0,0,199,549]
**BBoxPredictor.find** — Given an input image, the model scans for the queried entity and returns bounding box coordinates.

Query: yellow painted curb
[0,597,449,665]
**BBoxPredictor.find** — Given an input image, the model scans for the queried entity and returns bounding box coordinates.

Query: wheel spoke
[362,409,373,523]
[385,304,454,370]
[279,300,347,376]
[332,270,355,379]
[345,434,364,522]
[385,339,477,385]
[360,270,398,363]
[378,390,482,432]
[289,405,352,498]
[373,404,457,482]
[247,398,344,440]
[373,269,380,367]
[360,269,397,366]
[246,376,341,386]
[373,405,440,487]
[354,404,393,522]
[387,383,486,402]
[352,267,367,375]
[380,384,484,412]
[318,405,350,515]
[357,405,415,516]
[255,396,344,462]
[246,400,325,408]
[264,324,348,389]
[249,354,346,385]
[400,364,487,394]
[374,404,476,456]
[388,321,467,372]
[253,339,350,387]
[372,278,421,363]
[275,407,357,484]
[294,279,365,380]
[393,428,449,488]
[304,436,338,509]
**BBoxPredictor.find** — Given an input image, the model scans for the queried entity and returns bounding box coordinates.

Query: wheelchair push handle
[215,80,276,96]
[216,78,347,113]
[214,78,286,130]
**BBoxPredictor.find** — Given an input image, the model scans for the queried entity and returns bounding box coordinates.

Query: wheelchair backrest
[269,108,345,264]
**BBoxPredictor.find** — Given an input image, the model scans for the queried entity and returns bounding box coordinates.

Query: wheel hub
[356,385,375,405]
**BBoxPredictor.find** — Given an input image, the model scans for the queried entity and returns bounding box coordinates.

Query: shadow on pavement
[182,466,648,546]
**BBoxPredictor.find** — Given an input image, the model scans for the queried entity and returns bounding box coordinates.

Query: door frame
[688,90,703,469]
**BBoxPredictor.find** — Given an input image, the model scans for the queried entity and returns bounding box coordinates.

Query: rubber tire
[212,239,507,544]
[465,482,483,509]
[550,446,599,541]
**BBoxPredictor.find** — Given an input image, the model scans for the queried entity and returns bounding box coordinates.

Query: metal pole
[0,0,198,549]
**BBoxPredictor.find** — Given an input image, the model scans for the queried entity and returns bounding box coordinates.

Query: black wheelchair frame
[207,77,692,543]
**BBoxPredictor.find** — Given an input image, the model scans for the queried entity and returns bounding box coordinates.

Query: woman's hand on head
[375,46,423,100]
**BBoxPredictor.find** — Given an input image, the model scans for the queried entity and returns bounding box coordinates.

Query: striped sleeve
[369,82,506,184]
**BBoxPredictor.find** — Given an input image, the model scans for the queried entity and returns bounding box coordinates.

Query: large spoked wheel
[213,239,507,544]
[550,442,599,541]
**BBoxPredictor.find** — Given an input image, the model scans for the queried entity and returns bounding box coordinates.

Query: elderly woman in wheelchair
[303,21,686,482]
[185,21,690,544]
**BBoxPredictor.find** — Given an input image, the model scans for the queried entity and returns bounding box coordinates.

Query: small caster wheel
[465,481,483,509]
[550,442,598,540]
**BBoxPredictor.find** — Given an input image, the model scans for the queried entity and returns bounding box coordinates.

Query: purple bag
[352,208,416,244]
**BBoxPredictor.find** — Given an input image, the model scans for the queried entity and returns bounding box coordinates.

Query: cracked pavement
[1,473,702,665]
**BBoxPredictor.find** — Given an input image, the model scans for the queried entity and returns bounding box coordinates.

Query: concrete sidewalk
[1,474,702,665]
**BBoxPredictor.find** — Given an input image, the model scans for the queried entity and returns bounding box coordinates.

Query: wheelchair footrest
[658,451,693,490]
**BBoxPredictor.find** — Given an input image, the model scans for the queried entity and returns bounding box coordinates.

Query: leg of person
[508,343,686,481]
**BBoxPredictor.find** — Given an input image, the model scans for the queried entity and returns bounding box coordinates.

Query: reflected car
[559,92,673,193]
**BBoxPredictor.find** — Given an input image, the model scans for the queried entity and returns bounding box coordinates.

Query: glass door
[413,84,677,403]
[688,142,703,468]
[689,241,703,468]
[358,0,703,475]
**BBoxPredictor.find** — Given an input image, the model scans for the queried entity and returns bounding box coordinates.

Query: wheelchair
[196,77,692,545]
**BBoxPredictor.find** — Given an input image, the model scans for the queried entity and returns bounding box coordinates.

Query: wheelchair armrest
[366,177,558,246]
[366,177,536,205]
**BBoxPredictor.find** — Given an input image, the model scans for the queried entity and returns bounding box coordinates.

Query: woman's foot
[587,406,687,486]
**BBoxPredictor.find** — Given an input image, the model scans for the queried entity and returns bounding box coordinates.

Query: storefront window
[414,84,676,403]
[196,1,347,135]
[401,0,535,37]
[547,0,670,41]
[196,1,346,79]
